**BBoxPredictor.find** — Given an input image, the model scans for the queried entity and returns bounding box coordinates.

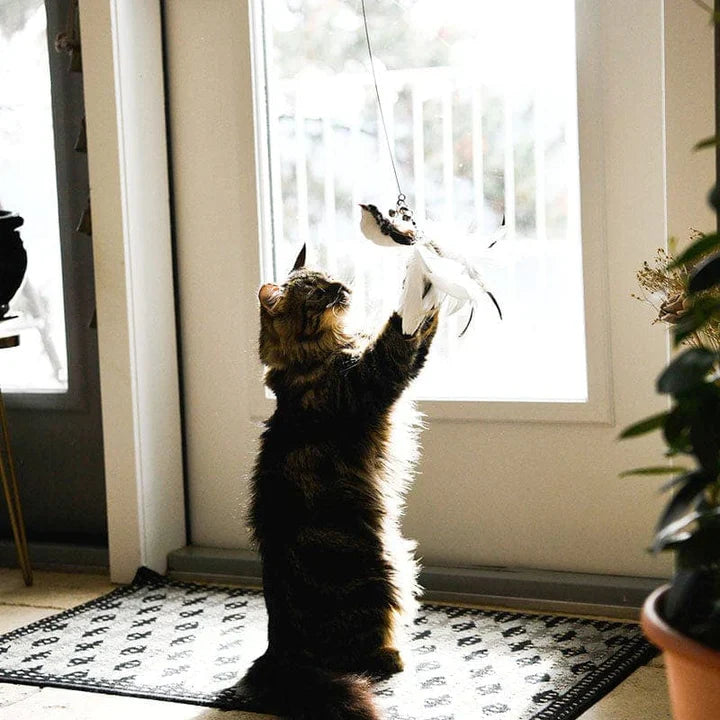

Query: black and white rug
[0,567,656,719]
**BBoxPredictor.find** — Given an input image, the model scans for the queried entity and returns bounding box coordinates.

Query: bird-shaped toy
[359,202,503,335]
[359,202,417,246]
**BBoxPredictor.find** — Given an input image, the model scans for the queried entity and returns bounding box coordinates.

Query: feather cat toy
[360,201,503,336]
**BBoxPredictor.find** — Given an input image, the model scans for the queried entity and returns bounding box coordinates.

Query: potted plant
[621,148,720,718]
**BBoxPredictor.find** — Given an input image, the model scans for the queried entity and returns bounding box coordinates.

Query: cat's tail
[234,649,381,720]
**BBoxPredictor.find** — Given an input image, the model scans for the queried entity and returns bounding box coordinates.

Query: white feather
[399,250,429,334]
[417,245,486,302]
[359,204,500,334]
[442,295,465,317]
[484,224,507,249]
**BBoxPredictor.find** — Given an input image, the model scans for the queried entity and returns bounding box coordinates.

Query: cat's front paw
[418,310,439,340]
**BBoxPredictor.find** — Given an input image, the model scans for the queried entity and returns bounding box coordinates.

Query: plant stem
[690,0,714,15]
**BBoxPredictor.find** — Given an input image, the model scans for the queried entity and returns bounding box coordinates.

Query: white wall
[164,0,262,556]
[665,0,716,242]
[164,0,714,578]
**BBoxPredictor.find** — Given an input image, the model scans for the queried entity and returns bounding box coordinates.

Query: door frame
[78,0,185,583]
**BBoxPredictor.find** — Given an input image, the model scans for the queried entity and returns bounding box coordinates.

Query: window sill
[250,388,613,425]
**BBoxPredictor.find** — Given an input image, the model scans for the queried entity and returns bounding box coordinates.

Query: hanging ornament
[358,0,502,337]
[359,203,503,335]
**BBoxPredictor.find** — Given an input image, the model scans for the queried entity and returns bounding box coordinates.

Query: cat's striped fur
[236,254,438,719]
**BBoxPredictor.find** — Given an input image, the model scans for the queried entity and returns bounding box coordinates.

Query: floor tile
[577,666,671,720]
[0,687,277,720]
[0,683,41,709]
[0,569,113,609]
[0,605,58,634]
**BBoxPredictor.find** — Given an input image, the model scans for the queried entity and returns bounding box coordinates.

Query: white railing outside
[261,62,587,402]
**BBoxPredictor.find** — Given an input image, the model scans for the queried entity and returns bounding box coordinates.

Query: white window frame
[249,0,613,424]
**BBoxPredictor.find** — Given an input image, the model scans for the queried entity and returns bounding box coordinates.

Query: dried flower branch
[634,234,720,353]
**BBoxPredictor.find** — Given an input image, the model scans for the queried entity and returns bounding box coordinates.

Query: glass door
[0,0,68,393]
[0,0,106,553]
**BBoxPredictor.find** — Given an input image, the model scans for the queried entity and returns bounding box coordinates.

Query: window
[0,0,68,393]
[255,0,587,402]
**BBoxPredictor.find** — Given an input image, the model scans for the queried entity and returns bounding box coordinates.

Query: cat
[235,245,438,720]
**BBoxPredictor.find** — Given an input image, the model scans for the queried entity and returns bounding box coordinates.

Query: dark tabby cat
[236,246,438,719]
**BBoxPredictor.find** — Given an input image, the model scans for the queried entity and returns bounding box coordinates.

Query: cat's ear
[291,244,306,273]
[259,283,282,314]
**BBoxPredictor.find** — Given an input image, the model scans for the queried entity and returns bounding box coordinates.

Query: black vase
[0,211,28,318]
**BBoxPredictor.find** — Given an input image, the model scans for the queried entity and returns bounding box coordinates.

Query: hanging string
[360,0,404,202]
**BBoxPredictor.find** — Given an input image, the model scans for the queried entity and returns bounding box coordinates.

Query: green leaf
[710,185,720,211]
[668,233,720,270]
[653,510,703,553]
[653,505,720,554]
[689,389,720,473]
[619,466,687,478]
[694,135,720,151]
[618,411,669,440]
[656,472,709,536]
[668,520,720,566]
[656,348,717,394]
[662,405,693,454]
[660,469,706,492]
[653,528,693,554]
[689,251,720,293]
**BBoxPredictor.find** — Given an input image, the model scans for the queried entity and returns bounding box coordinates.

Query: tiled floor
[0,569,672,719]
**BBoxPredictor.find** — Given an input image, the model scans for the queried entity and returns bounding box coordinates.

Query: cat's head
[258,245,352,368]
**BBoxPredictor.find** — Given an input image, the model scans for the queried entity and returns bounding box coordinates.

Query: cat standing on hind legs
[234,245,439,720]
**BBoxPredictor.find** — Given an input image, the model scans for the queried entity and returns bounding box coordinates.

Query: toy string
[360,0,404,202]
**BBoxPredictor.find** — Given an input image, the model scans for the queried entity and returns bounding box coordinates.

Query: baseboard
[168,545,666,620]
[0,540,109,573]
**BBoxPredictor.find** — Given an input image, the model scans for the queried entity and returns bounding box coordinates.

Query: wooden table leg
[0,387,32,586]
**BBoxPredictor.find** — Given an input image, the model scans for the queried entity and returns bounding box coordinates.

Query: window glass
[0,0,68,393]
[258,0,586,401]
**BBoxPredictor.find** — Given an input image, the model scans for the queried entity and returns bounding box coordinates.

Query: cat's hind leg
[363,646,404,680]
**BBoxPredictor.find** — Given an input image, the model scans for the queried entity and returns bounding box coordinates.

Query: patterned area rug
[0,568,656,719]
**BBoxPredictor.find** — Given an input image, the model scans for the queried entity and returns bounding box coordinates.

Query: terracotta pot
[0,211,27,317]
[641,585,720,720]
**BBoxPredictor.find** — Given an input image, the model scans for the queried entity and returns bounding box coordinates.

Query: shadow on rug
[0,567,656,719]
